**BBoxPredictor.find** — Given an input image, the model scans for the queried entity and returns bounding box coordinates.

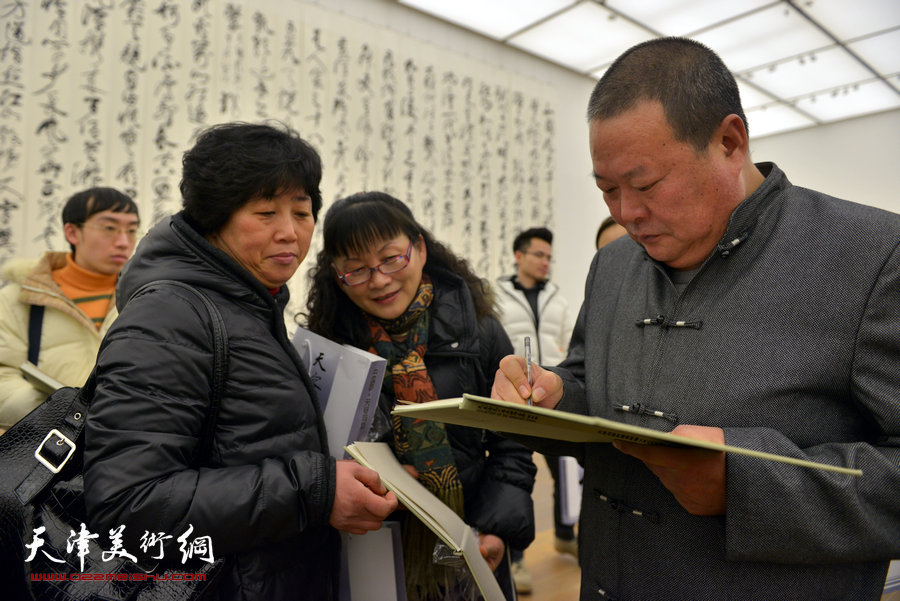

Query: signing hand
[491,355,564,409]
[330,460,399,534]
[613,425,727,516]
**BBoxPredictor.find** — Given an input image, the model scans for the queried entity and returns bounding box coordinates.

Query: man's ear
[63,223,81,248]
[513,249,524,266]
[717,114,750,161]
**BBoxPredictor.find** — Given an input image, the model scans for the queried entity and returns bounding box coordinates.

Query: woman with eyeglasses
[304,191,536,601]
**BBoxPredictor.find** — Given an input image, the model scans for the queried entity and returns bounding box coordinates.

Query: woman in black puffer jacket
[305,191,537,601]
[83,123,397,601]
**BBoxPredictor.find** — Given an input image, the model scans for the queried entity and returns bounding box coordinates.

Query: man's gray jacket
[554,163,899,601]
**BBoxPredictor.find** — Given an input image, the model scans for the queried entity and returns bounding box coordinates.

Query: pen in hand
[524,336,533,406]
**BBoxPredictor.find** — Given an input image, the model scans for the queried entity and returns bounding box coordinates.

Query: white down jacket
[0,251,116,430]
[494,275,573,366]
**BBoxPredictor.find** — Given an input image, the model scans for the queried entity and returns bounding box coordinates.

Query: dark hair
[512,227,552,254]
[180,121,323,235]
[61,187,139,252]
[587,37,748,151]
[595,215,619,248]
[304,191,496,345]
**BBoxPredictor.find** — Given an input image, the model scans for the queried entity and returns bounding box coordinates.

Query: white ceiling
[396,0,900,138]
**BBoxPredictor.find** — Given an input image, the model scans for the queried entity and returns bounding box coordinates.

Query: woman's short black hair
[180,121,323,236]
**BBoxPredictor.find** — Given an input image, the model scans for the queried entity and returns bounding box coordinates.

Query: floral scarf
[366,275,466,601]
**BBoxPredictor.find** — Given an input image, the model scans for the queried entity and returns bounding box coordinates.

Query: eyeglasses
[335,242,413,286]
[79,223,140,241]
[523,250,552,262]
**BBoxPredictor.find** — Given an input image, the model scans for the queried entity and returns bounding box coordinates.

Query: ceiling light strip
[787,0,900,98]
[786,74,886,103]
[499,0,581,42]
[735,74,821,126]
[740,41,836,75]
[843,24,900,46]
[577,2,671,74]
[679,0,782,38]
[589,0,664,37]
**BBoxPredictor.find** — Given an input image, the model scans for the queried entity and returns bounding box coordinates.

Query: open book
[392,394,862,477]
[345,442,505,601]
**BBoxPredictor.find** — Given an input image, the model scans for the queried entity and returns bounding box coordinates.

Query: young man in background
[0,187,139,433]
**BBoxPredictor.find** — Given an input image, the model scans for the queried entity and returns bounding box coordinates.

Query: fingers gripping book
[345,442,506,601]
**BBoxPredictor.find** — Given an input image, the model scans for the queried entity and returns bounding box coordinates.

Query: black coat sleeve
[465,316,537,549]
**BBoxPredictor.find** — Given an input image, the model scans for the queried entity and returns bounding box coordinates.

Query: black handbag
[0,281,228,601]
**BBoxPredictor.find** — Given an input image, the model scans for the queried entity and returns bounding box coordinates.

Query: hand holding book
[392,394,862,477]
[330,459,399,535]
[345,442,506,601]
[613,424,728,516]
[478,533,505,572]
[480,353,861,518]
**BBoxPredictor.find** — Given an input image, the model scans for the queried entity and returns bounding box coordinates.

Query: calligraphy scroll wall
[0,0,555,317]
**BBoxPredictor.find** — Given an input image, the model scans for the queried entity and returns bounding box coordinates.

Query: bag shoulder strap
[142,280,228,452]
[27,304,44,366]
[15,280,228,504]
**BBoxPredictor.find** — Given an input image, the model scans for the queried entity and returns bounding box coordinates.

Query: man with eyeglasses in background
[0,187,140,434]
[495,226,575,594]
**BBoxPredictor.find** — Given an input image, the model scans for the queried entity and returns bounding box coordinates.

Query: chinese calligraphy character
[140,530,173,560]
[24,526,65,564]
[66,523,99,572]
[102,525,137,562]
[177,523,215,563]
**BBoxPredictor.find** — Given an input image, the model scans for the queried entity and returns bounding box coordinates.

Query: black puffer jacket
[83,212,339,601]
[342,268,537,591]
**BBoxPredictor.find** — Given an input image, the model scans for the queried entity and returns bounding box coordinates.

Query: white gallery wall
[750,108,900,214]
[1,0,897,317]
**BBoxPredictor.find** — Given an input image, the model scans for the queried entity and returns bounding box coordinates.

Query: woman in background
[305,191,536,601]
[84,123,397,601]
